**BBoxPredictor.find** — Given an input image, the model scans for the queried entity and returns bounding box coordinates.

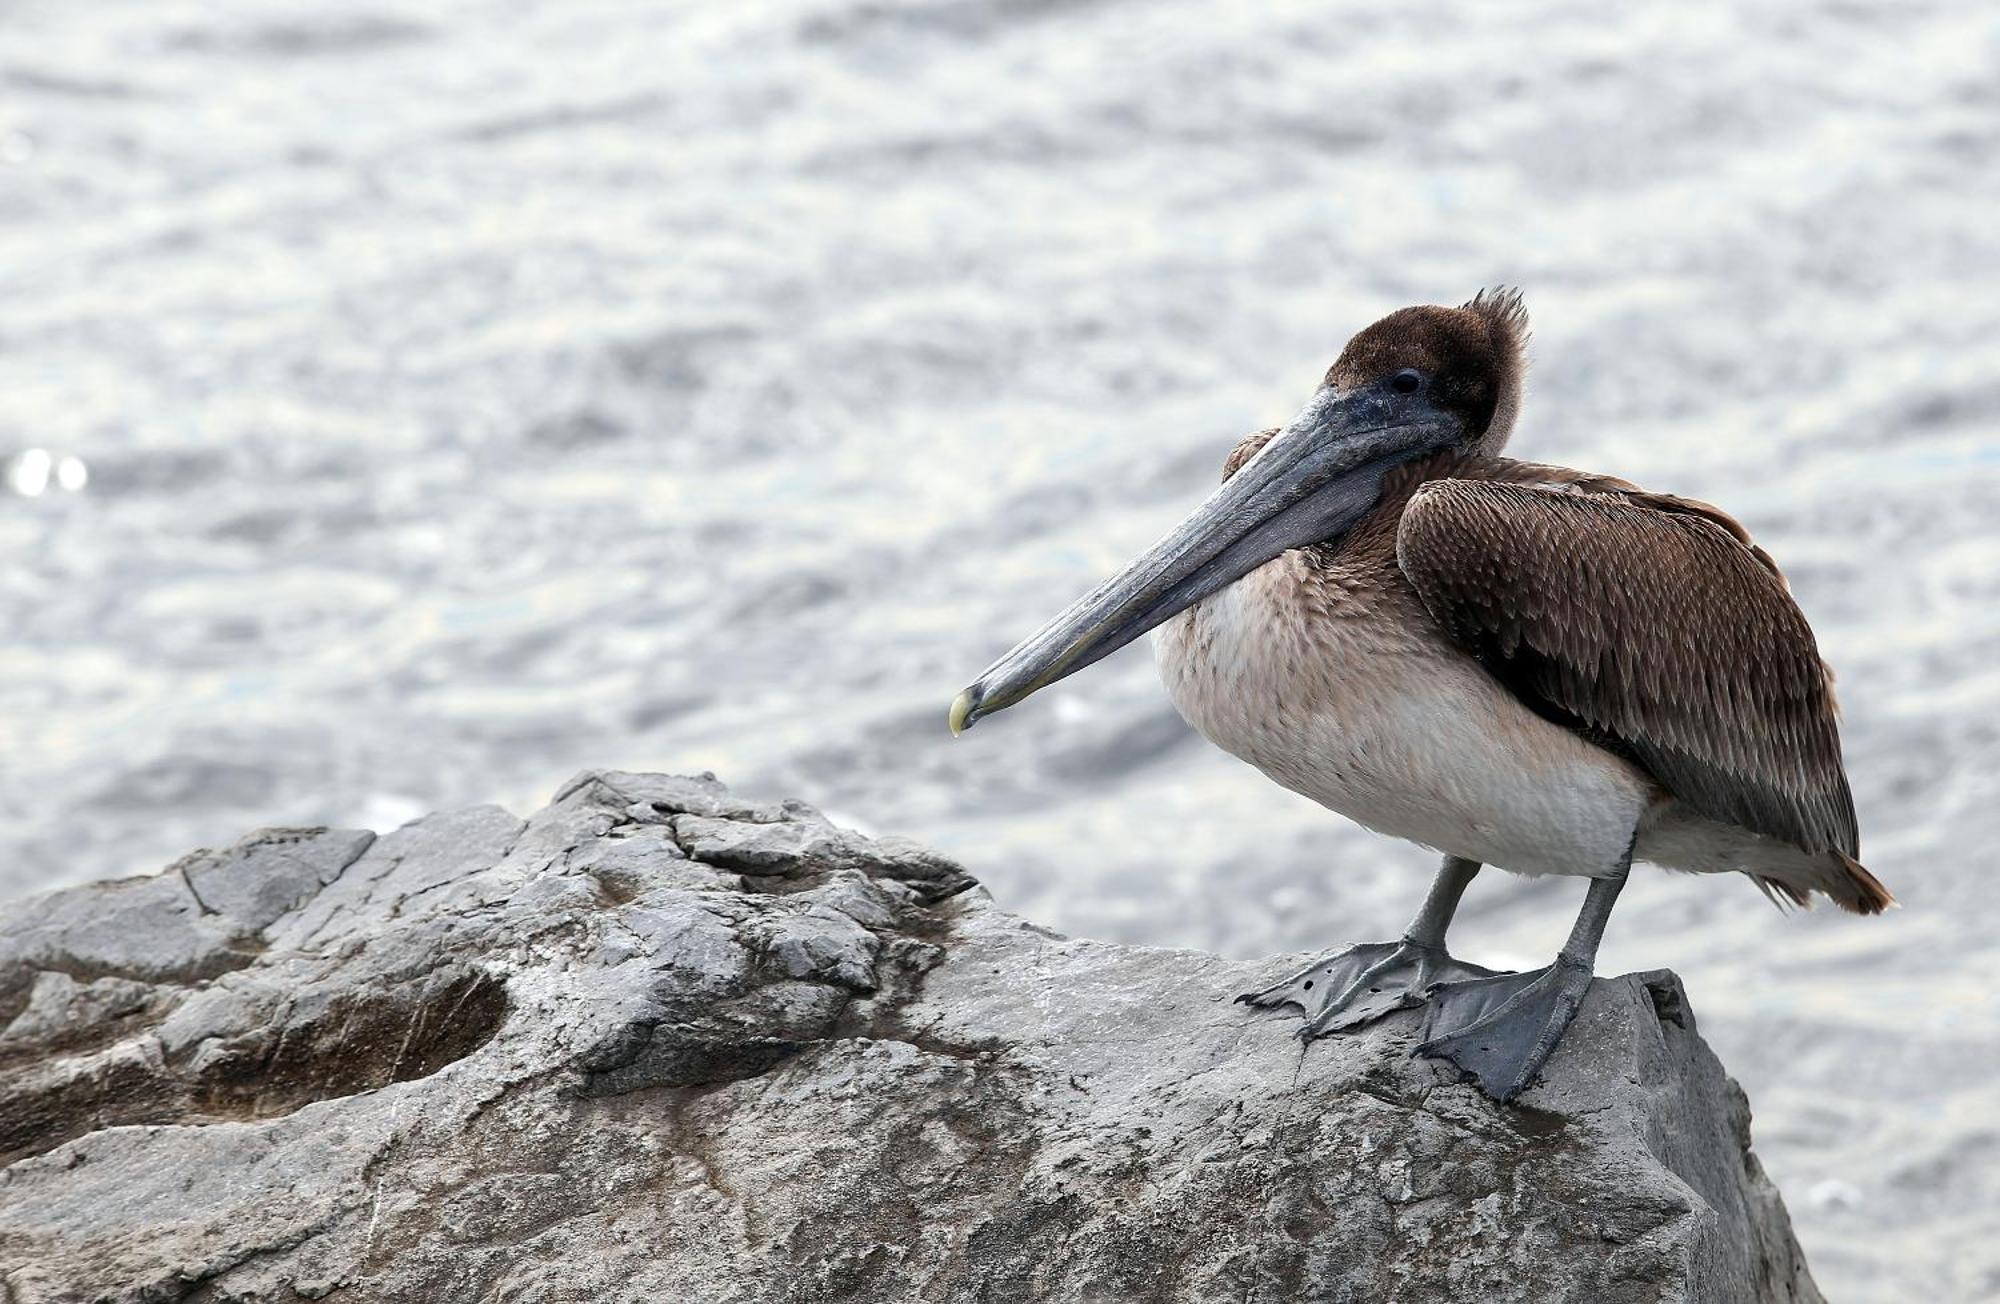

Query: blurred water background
[4,0,1999,1296]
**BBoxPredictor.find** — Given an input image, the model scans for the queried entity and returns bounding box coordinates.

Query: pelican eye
[1390,369,1424,395]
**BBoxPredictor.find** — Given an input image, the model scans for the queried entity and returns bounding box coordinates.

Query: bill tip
[948,690,975,737]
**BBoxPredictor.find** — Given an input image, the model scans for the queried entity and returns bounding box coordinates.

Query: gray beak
[950,383,1459,734]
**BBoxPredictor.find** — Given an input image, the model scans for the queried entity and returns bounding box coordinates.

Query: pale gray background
[3,1,1997,1298]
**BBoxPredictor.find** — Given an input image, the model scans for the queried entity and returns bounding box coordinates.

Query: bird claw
[1415,958,1594,1102]
[1239,939,1501,1038]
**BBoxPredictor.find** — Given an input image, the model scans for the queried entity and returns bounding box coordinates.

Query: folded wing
[1397,475,1858,859]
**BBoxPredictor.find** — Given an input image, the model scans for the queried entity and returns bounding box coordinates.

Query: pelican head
[949,288,1528,735]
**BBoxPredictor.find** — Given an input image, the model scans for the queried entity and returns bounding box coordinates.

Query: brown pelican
[948,290,1891,1102]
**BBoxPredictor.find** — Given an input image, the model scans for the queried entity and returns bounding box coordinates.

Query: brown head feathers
[1325,287,1530,455]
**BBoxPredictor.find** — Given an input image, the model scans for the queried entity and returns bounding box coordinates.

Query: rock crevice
[0,771,1821,1303]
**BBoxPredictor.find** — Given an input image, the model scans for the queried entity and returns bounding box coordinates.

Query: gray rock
[0,770,1822,1303]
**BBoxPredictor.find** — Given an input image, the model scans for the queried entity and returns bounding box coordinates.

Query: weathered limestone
[0,771,1821,1302]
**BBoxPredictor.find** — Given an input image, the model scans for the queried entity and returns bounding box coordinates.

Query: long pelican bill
[949,380,1461,734]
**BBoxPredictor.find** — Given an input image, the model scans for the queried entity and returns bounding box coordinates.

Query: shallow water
[4,0,1999,1295]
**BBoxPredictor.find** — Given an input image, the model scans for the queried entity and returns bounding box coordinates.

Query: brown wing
[1397,476,1858,858]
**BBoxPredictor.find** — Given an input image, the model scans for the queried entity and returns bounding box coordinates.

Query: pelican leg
[1416,855,1631,1102]
[1237,857,1499,1036]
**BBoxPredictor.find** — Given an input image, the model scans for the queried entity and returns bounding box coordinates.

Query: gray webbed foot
[1238,940,1501,1038]
[1415,956,1594,1102]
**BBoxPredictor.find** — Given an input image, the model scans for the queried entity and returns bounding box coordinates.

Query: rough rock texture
[0,771,1821,1303]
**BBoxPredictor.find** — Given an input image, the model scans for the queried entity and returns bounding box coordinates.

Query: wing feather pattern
[1397,476,1859,859]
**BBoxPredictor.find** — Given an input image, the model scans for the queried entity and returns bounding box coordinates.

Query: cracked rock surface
[0,771,1820,1302]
